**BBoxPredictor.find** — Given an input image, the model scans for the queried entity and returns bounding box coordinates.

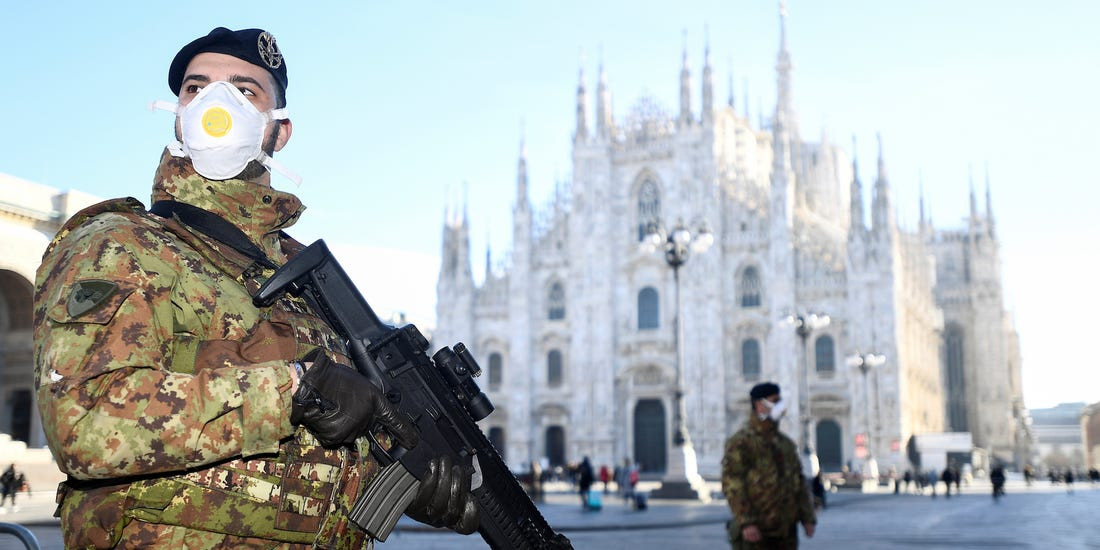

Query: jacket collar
[150,149,305,260]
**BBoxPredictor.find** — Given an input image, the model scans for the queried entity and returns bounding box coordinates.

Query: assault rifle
[254,240,572,550]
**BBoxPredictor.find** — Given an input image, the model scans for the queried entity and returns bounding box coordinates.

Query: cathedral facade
[435,11,1026,477]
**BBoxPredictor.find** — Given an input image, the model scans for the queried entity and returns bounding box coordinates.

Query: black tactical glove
[405,454,480,534]
[290,350,418,449]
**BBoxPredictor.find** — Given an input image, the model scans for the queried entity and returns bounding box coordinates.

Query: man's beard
[234,124,281,180]
[174,121,281,181]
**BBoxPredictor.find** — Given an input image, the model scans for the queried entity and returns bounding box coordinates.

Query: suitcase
[586,489,603,510]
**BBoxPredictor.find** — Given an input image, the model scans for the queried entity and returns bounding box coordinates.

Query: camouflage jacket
[34,151,380,549]
[721,414,815,536]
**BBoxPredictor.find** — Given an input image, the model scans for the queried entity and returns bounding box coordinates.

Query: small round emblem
[257,31,283,69]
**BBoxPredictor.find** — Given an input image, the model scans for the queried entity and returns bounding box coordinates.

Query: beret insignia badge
[257,31,283,70]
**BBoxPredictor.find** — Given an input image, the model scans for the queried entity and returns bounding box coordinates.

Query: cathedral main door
[545,426,565,468]
[633,399,667,473]
[816,419,843,472]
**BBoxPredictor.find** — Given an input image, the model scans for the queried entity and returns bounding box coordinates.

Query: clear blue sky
[2,1,1097,410]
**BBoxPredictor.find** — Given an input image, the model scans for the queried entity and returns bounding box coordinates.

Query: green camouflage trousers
[728,520,799,549]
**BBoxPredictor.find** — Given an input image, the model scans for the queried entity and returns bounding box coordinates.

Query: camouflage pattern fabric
[34,151,380,549]
[721,414,815,549]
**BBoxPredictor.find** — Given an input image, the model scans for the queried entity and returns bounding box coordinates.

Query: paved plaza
[1,479,1097,549]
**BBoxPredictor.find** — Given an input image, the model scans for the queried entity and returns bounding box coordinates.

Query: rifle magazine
[349,461,420,542]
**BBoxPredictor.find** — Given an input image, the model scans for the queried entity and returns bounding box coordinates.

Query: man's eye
[238,87,256,96]
[184,84,204,94]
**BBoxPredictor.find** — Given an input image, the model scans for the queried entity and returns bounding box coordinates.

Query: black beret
[750,382,780,400]
[169,27,288,98]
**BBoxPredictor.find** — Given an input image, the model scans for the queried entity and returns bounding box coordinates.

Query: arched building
[0,173,99,449]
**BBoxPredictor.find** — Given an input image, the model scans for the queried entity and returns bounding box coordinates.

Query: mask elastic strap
[166,140,187,158]
[149,100,179,114]
[261,154,303,187]
[269,107,290,122]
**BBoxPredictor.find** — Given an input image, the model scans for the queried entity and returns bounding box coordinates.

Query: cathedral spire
[485,232,492,280]
[775,0,794,135]
[440,182,473,284]
[968,162,978,222]
[596,49,613,139]
[743,77,750,121]
[702,27,714,125]
[985,162,996,237]
[871,133,895,234]
[679,30,693,127]
[918,177,925,225]
[850,135,865,233]
[727,59,735,110]
[462,180,470,227]
[575,54,588,143]
[516,133,529,212]
[918,170,935,236]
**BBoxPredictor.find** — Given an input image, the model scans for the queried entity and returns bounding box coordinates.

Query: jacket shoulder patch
[65,280,121,319]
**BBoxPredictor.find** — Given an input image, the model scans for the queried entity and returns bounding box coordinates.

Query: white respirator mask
[759,397,788,422]
[151,80,301,185]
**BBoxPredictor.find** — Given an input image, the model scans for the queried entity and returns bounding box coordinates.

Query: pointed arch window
[547,349,564,388]
[741,339,761,380]
[637,178,661,241]
[945,326,968,431]
[488,352,503,391]
[740,267,762,308]
[815,335,835,373]
[548,282,565,320]
[638,286,659,329]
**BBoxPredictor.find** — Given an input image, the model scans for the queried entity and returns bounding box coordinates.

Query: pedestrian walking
[617,458,633,504]
[0,464,17,511]
[530,460,544,502]
[903,469,913,494]
[812,473,827,509]
[599,464,612,494]
[1064,469,1074,494]
[942,467,955,498]
[990,464,1006,501]
[721,382,816,548]
[578,456,595,509]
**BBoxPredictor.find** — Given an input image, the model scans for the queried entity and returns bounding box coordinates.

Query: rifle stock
[255,240,572,550]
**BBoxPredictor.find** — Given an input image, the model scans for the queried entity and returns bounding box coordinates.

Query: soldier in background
[33,27,477,548]
[722,382,816,548]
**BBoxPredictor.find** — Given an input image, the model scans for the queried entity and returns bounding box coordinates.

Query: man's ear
[273,118,293,152]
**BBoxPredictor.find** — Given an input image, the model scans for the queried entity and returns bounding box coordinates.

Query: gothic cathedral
[434,9,1026,478]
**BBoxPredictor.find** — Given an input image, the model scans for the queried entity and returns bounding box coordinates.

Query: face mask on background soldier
[151,81,301,184]
[759,397,788,422]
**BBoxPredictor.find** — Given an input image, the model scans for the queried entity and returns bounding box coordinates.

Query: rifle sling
[150,200,279,270]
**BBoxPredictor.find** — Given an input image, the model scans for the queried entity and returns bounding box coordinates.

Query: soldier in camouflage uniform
[721,382,816,549]
[34,27,478,548]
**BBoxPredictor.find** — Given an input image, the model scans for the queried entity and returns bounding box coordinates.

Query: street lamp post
[783,313,830,477]
[643,218,713,500]
[846,352,886,490]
